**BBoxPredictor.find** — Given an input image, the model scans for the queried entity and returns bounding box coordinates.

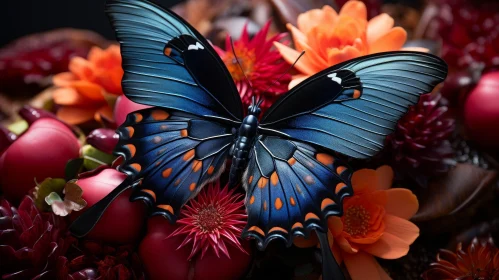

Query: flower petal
[328,216,343,236]
[339,1,367,20]
[289,75,309,89]
[274,42,318,75]
[52,72,77,87]
[375,165,394,190]
[384,214,419,245]
[369,27,407,53]
[362,232,410,259]
[331,238,343,264]
[351,168,378,194]
[367,13,394,44]
[53,87,92,105]
[71,81,105,101]
[401,47,429,52]
[384,189,419,219]
[286,24,307,51]
[297,7,337,34]
[57,106,96,125]
[343,251,382,280]
[336,235,358,254]
[327,46,362,65]
[293,233,318,248]
[69,57,94,81]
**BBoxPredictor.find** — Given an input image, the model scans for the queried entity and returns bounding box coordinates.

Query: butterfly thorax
[228,106,261,188]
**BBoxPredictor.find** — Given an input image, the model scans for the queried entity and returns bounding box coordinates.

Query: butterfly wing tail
[69,178,135,238]
[317,230,345,280]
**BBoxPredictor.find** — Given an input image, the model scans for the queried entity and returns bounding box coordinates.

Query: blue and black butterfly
[69,0,448,278]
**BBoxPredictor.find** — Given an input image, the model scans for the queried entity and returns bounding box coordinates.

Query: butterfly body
[228,104,261,187]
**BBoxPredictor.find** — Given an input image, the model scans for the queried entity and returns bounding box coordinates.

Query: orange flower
[295,166,419,280]
[275,1,426,88]
[52,45,123,125]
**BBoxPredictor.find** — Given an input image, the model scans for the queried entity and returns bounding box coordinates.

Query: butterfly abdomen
[229,114,259,187]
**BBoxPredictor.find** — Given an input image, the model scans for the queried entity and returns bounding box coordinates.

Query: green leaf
[8,120,29,135]
[81,144,116,170]
[65,158,85,181]
[33,178,66,211]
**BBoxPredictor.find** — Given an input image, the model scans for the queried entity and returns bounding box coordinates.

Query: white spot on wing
[188,42,204,50]
[327,73,342,85]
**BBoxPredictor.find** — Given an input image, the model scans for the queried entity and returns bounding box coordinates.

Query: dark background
[0,0,182,47]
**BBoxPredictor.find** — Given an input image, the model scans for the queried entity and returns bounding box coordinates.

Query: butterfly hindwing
[241,136,353,248]
[107,0,243,120]
[260,51,448,159]
[115,108,234,221]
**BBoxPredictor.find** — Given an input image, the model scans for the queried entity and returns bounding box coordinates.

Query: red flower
[215,21,291,112]
[169,182,248,259]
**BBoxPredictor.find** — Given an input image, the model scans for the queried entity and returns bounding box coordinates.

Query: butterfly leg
[317,230,345,280]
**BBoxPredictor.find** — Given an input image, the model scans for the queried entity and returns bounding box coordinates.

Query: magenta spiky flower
[169,182,248,260]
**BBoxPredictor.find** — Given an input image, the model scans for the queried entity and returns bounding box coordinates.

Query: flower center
[343,205,370,237]
[194,204,223,233]
[223,46,255,82]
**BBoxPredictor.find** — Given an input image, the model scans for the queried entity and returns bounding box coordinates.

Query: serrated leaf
[33,178,67,211]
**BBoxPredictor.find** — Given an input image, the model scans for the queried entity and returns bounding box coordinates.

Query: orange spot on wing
[353,89,361,99]
[175,179,181,186]
[155,161,162,166]
[180,129,188,137]
[164,47,172,56]
[158,204,174,214]
[183,150,195,161]
[248,226,264,236]
[141,189,156,202]
[258,177,268,188]
[295,184,303,194]
[249,196,255,204]
[126,127,134,138]
[316,153,334,165]
[335,183,346,193]
[290,197,296,206]
[248,175,253,184]
[126,144,136,157]
[134,113,143,123]
[162,168,172,178]
[130,163,142,172]
[336,166,347,174]
[207,166,215,175]
[192,160,202,172]
[152,136,162,144]
[270,172,279,186]
[292,222,303,229]
[189,183,196,191]
[305,212,319,221]
[151,110,169,120]
[160,125,168,130]
[269,227,288,234]
[275,198,283,210]
[288,157,296,165]
[263,201,268,211]
[321,198,336,210]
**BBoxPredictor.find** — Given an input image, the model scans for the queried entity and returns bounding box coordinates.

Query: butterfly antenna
[261,50,305,95]
[230,37,254,93]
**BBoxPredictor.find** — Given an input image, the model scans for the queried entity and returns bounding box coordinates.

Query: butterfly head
[248,96,263,117]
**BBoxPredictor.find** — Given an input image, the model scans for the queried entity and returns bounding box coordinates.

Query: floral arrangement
[0,0,498,279]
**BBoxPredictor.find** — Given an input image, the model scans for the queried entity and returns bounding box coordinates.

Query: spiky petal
[169,182,248,260]
[214,21,291,113]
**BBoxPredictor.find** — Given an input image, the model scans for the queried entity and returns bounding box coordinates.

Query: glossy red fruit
[0,118,80,202]
[114,95,150,126]
[71,168,146,244]
[139,216,252,280]
[463,71,499,148]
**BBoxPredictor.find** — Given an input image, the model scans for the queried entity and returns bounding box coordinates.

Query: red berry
[0,118,80,202]
[71,168,146,244]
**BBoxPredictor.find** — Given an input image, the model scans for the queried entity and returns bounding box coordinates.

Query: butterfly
[69,0,448,278]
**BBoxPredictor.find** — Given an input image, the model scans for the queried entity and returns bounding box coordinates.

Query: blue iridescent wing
[106,0,243,121]
[241,136,353,247]
[114,108,235,221]
[260,51,448,159]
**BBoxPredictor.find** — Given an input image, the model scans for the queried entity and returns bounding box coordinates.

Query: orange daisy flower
[295,166,419,280]
[52,45,123,125]
[275,1,426,88]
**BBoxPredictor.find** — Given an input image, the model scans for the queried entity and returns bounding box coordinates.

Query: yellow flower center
[223,46,255,82]
[194,204,223,233]
[343,205,370,237]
